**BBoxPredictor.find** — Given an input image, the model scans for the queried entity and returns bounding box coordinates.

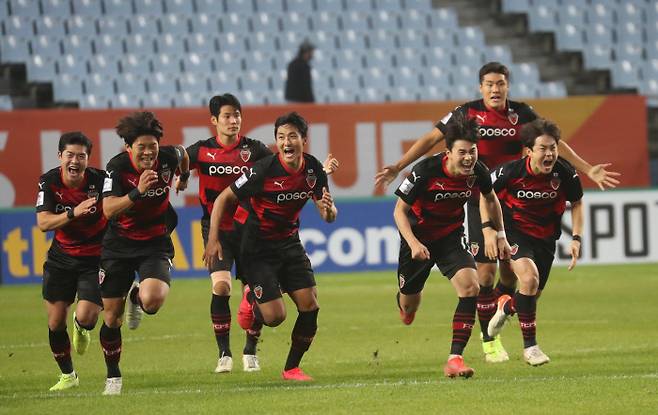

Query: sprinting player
[486,118,583,366]
[187,94,339,374]
[393,115,510,378]
[36,132,107,391]
[204,112,337,381]
[99,111,190,395]
[376,62,618,362]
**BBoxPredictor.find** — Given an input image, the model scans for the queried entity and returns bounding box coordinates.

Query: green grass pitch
[1,264,657,414]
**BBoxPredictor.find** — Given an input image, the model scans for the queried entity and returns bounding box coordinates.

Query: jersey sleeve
[161,145,183,170]
[560,161,584,202]
[394,161,427,205]
[435,105,467,134]
[186,141,201,170]
[253,140,273,160]
[490,162,511,193]
[520,102,539,122]
[35,174,54,213]
[103,158,125,197]
[312,157,329,200]
[475,161,493,194]
[231,156,269,200]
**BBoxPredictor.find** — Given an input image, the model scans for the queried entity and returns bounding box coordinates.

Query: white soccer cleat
[214,355,233,373]
[126,281,143,330]
[487,294,512,338]
[102,377,122,395]
[242,354,261,372]
[523,345,550,366]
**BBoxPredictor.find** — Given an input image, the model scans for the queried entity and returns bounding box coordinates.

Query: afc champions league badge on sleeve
[306,169,317,188]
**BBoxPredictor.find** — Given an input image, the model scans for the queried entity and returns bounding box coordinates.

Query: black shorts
[42,258,102,306]
[467,202,497,264]
[507,231,556,290]
[241,236,315,304]
[397,230,476,295]
[201,219,243,280]
[100,254,172,298]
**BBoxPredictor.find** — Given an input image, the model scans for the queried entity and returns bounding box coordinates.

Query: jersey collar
[215,134,243,152]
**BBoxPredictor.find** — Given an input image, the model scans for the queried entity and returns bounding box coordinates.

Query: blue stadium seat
[527,5,558,32]
[455,26,485,47]
[332,87,358,103]
[242,49,275,71]
[404,0,432,12]
[53,74,84,101]
[391,65,422,89]
[150,54,181,75]
[160,14,190,35]
[555,24,585,51]
[31,36,62,60]
[501,0,530,13]
[451,64,477,87]
[484,45,513,64]
[118,54,148,75]
[307,30,337,51]
[209,70,241,94]
[142,92,175,108]
[225,0,256,14]
[587,4,615,27]
[309,49,333,71]
[287,0,315,14]
[186,33,217,55]
[363,48,393,68]
[190,13,220,34]
[214,51,242,70]
[72,0,103,16]
[616,22,643,44]
[585,23,614,46]
[388,86,418,102]
[337,30,367,49]
[399,9,429,30]
[582,44,613,68]
[539,81,567,98]
[453,45,484,68]
[239,69,271,93]
[154,33,186,55]
[428,8,459,30]
[163,0,194,15]
[511,62,540,84]
[133,0,165,15]
[394,46,425,68]
[278,12,309,36]
[56,53,89,77]
[425,29,456,50]
[94,34,125,55]
[124,34,156,55]
[375,0,402,11]
[66,16,97,37]
[610,60,641,88]
[218,32,248,53]
[129,15,160,35]
[367,29,396,49]
[333,49,362,71]
[397,29,427,48]
[510,81,538,99]
[423,65,452,89]
[103,0,133,16]
[450,83,478,101]
[60,35,94,59]
[97,17,128,36]
[0,1,8,19]
[557,4,585,26]
[309,12,341,32]
[220,13,252,35]
[647,39,658,60]
[255,0,285,14]
[178,72,209,94]
[251,12,282,34]
[341,11,370,32]
[115,73,148,95]
[315,0,344,13]
[277,31,305,55]
[9,0,40,17]
[41,0,73,17]
[35,16,66,37]
[84,73,116,96]
[173,91,206,108]
[360,87,388,103]
[239,89,269,105]
[361,67,390,89]
[3,16,35,37]
[424,46,452,69]
[344,0,372,12]
[88,54,121,77]
[0,95,13,110]
[146,71,179,95]
[614,43,643,61]
[111,93,143,109]
[332,68,361,90]
[26,55,58,81]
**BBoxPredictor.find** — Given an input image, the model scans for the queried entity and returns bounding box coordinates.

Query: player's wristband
[66,209,75,219]
[496,230,506,239]
[179,171,190,181]
[128,188,142,202]
[572,235,582,242]
[481,221,494,230]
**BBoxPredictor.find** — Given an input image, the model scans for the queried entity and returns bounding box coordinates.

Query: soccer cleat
[282,367,313,381]
[443,356,475,379]
[242,354,261,372]
[72,312,91,355]
[481,333,509,363]
[396,292,415,325]
[487,294,512,338]
[523,345,550,366]
[49,372,79,391]
[237,286,255,331]
[102,377,122,395]
[126,281,143,330]
[214,354,233,373]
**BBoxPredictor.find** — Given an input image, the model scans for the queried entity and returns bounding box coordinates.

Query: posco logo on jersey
[434,190,471,201]
[516,190,558,199]
[479,127,517,137]
[208,165,250,176]
[55,204,97,214]
[142,186,170,198]
[276,191,314,203]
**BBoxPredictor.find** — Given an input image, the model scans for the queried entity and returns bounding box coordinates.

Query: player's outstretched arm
[322,153,340,176]
[558,141,621,190]
[568,200,584,271]
[203,186,238,269]
[375,128,444,189]
[37,197,98,231]
[314,187,337,223]
[480,191,511,260]
[393,198,430,261]
[175,145,191,193]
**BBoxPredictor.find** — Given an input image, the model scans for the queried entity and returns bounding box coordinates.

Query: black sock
[284,309,319,371]
[211,294,231,357]
[99,323,122,378]
[49,329,73,374]
[477,285,495,341]
[450,296,477,356]
[514,292,537,348]
[494,281,515,299]
[243,321,262,355]
[247,290,264,324]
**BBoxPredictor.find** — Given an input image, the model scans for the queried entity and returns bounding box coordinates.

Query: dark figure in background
[285,40,315,103]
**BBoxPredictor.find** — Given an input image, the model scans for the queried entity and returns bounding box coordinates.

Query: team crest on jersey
[510,244,519,256]
[306,169,317,188]
[399,274,405,289]
[470,242,479,257]
[98,268,106,285]
[507,109,519,125]
[240,148,251,162]
[466,175,476,188]
[254,285,263,300]
[160,168,171,183]
[550,177,561,190]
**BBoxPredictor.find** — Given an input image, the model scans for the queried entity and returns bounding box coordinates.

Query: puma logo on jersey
[38,181,45,190]
[434,181,444,190]
[274,180,285,189]
[128,178,137,187]
[476,114,486,124]
[55,191,63,200]
[207,151,216,160]
[411,171,421,182]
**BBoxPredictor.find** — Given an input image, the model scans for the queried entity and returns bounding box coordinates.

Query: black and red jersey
[36,167,107,257]
[492,157,583,240]
[102,146,182,254]
[395,152,492,243]
[231,153,328,244]
[187,135,271,230]
[436,99,538,170]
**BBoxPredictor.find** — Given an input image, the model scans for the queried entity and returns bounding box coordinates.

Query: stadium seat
[371,10,399,30]
[124,34,156,55]
[614,43,643,61]
[484,45,513,64]
[111,93,143,109]
[583,44,614,69]
[84,73,116,96]
[0,95,12,110]
[341,11,370,32]
[150,54,180,75]
[129,15,160,35]
[178,72,209,95]
[501,0,530,13]
[585,23,613,46]
[510,81,538,98]
[453,45,484,68]
[209,70,240,93]
[133,0,164,15]
[242,49,275,71]
[66,16,97,37]
[527,5,558,32]
[225,0,256,14]
[160,14,190,35]
[332,67,361,90]
[367,29,396,49]
[616,22,643,44]
[142,92,175,108]
[220,13,252,35]
[88,54,121,77]
[41,0,73,17]
[35,16,67,37]
[186,33,217,55]
[252,11,283,33]
[375,0,402,11]
[338,30,367,49]
[557,4,585,26]
[26,55,58,81]
[394,46,425,68]
[173,91,206,108]
[115,73,148,95]
[555,24,585,51]
[190,13,220,34]
[146,71,179,95]
[57,53,89,77]
[97,17,129,36]
[539,81,568,98]
[309,12,341,33]
[255,0,285,14]
[163,0,194,15]
[217,32,248,53]
[154,34,186,55]
[428,8,459,30]
[103,0,133,16]
[455,26,485,48]
[423,65,452,89]
[333,49,362,71]
[587,4,615,27]
[315,0,344,13]
[248,31,279,52]
[287,0,315,14]
[93,34,125,56]
[424,46,453,69]
[397,29,427,49]
[399,9,429,30]
[278,12,309,36]
[361,67,390,90]
[9,0,40,17]
[3,16,34,37]
[52,74,84,101]
[31,36,62,60]
[611,60,641,88]
[404,0,432,12]
[72,0,103,16]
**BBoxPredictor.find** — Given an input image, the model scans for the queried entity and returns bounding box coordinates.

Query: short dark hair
[478,62,510,83]
[444,115,480,150]
[521,118,561,148]
[274,112,309,139]
[58,131,92,155]
[115,111,163,146]
[209,93,242,117]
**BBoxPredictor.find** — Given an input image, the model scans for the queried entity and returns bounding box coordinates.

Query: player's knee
[476,265,496,285]
[103,312,122,328]
[463,282,479,297]
[520,275,539,294]
[47,316,67,331]
[212,280,231,296]
[76,313,99,328]
[263,311,286,327]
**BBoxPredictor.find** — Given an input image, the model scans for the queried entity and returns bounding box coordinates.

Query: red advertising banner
[0,96,648,207]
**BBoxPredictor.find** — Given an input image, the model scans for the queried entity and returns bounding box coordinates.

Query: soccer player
[486,118,583,366]
[376,62,619,363]
[99,111,190,395]
[36,132,107,391]
[393,115,510,378]
[187,94,339,374]
[204,112,337,381]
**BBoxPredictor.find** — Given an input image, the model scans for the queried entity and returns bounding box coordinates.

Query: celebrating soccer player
[376,62,619,363]
[393,115,510,378]
[36,132,107,391]
[204,112,337,381]
[486,118,583,366]
[98,111,190,395]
